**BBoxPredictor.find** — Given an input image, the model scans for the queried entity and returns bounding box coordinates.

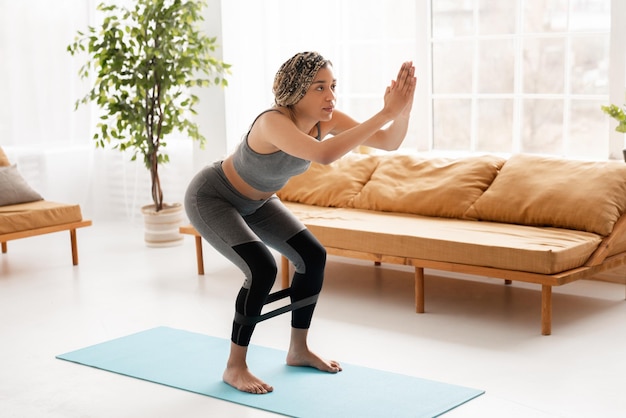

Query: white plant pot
[141,202,185,247]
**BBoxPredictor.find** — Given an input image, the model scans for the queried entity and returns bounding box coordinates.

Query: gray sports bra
[232,109,322,192]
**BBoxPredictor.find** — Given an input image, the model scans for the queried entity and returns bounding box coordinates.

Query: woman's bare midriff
[221,156,276,201]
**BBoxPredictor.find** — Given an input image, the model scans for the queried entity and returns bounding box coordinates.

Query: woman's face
[294,64,337,122]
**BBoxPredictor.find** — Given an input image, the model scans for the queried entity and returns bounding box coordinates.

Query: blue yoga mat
[57,327,483,417]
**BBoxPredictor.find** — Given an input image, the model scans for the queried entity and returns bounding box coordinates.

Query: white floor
[1,221,625,418]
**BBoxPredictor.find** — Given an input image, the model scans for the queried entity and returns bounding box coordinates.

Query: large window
[431,0,612,159]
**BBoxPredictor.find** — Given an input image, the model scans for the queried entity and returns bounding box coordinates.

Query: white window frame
[420,0,625,160]
[608,0,626,159]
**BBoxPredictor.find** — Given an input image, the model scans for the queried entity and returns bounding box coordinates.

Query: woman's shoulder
[251,108,285,124]
[247,108,289,134]
[259,107,289,119]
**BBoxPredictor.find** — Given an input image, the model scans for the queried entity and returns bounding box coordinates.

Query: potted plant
[68,0,230,246]
[601,102,626,161]
[601,103,626,133]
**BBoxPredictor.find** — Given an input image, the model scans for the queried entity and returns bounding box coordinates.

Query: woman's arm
[326,102,412,152]
[347,67,415,151]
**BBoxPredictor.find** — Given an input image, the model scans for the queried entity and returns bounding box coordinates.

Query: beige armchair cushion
[278,153,379,207]
[352,154,505,218]
[464,154,626,236]
[0,165,44,206]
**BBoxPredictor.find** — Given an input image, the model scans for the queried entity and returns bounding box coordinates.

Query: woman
[185,51,416,394]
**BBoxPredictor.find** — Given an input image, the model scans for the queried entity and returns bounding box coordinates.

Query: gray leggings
[184,161,326,345]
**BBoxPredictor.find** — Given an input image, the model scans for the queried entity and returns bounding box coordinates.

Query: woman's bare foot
[223,365,274,394]
[223,343,274,394]
[286,328,342,373]
[286,349,342,372]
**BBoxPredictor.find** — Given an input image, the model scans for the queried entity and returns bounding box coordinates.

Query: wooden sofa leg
[194,236,204,275]
[415,267,425,313]
[281,255,290,288]
[1,241,6,254]
[70,229,79,265]
[541,285,552,335]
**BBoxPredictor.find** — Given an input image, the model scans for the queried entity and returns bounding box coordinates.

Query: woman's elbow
[316,155,338,165]
[313,149,345,165]
[374,141,401,152]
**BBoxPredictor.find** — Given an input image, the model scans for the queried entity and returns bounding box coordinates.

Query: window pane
[523,0,568,33]
[432,41,473,94]
[522,99,563,154]
[570,35,609,95]
[523,38,565,94]
[569,100,608,158]
[570,0,610,31]
[479,0,516,35]
[432,0,474,38]
[433,99,471,150]
[478,39,515,94]
[477,99,513,152]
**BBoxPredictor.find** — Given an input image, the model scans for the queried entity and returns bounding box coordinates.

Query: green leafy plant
[68,0,230,211]
[601,103,626,134]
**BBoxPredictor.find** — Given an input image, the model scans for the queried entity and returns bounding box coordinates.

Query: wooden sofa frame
[1,220,92,265]
[180,215,626,336]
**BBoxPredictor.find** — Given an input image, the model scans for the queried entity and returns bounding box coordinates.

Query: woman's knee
[233,241,278,288]
[309,237,327,266]
[287,230,326,277]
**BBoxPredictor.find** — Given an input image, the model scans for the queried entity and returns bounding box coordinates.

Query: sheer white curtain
[0,1,92,147]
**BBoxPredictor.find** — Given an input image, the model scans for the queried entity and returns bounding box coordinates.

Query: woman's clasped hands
[383,61,416,119]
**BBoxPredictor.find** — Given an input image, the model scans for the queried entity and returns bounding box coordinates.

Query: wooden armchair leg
[70,229,79,265]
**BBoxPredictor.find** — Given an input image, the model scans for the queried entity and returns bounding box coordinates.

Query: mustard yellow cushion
[0,201,83,235]
[277,153,380,207]
[352,154,505,218]
[0,146,10,167]
[464,154,626,236]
